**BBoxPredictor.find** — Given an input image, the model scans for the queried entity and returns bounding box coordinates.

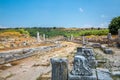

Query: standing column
[107,33,112,40]
[71,34,73,41]
[82,36,86,47]
[43,34,46,41]
[37,32,40,42]
[118,29,120,47]
[51,58,68,80]
[118,29,120,38]
[107,33,112,46]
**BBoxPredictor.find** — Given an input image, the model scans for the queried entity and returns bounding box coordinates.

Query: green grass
[0,28,109,38]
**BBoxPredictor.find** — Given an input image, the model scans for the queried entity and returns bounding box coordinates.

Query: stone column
[71,34,73,41]
[51,58,68,80]
[82,36,86,46]
[43,34,45,41]
[37,32,40,42]
[107,33,112,40]
[118,29,120,38]
[118,29,120,47]
[107,33,112,46]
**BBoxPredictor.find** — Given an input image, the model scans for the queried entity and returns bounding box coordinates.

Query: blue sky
[0,0,120,28]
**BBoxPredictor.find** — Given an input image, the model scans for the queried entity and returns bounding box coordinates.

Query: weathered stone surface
[51,58,68,80]
[97,68,113,80]
[77,47,82,53]
[37,31,41,42]
[112,71,120,76]
[91,43,101,48]
[118,29,120,38]
[82,36,86,46]
[70,34,74,41]
[71,55,92,76]
[104,48,113,54]
[43,34,46,41]
[76,47,96,68]
[69,55,97,80]
[101,45,106,50]
[107,33,112,40]
[0,45,62,64]
[69,70,97,80]
[101,45,113,54]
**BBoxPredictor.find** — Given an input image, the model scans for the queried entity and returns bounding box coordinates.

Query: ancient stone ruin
[51,47,113,80]
[0,44,62,64]
[51,58,68,80]
[37,31,41,42]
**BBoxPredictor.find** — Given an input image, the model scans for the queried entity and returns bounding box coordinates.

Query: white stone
[107,33,112,39]
[4,63,12,67]
[43,34,45,41]
[37,32,40,42]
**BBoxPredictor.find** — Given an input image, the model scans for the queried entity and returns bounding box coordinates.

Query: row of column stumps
[37,32,45,42]
[37,29,120,42]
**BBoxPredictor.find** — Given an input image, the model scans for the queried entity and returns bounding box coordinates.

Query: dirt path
[0,41,79,80]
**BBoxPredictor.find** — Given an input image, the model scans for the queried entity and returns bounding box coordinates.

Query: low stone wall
[101,45,113,54]
[0,44,62,64]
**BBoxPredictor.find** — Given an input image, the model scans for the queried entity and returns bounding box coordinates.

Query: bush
[109,16,120,34]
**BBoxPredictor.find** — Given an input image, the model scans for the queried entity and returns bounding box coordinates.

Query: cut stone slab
[112,71,120,76]
[91,43,101,48]
[101,45,106,50]
[69,70,97,80]
[104,48,113,54]
[97,68,113,80]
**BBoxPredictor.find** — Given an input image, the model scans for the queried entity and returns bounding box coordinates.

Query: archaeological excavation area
[0,30,120,80]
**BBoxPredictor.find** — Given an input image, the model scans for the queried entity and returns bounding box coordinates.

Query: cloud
[99,22,108,28]
[79,8,84,12]
[101,14,107,18]
[81,24,93,28]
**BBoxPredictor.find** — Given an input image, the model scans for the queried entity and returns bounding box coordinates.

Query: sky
[0,0,120,28]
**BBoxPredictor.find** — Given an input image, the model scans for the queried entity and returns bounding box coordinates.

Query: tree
[109,16,120,34]
[18,28,30,36]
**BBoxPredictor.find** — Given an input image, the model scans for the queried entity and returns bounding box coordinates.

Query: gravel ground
[94,47,120,71]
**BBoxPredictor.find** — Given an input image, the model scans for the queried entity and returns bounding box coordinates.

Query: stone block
[107,33,112,40]
[112,71,120,76]
[76,47,96,68]
[104,48,113,54]
[97,68,113,80]
[51,58,68,80]
[69,70,97,80]
[71,55,93,75]
[91,43,101,48]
